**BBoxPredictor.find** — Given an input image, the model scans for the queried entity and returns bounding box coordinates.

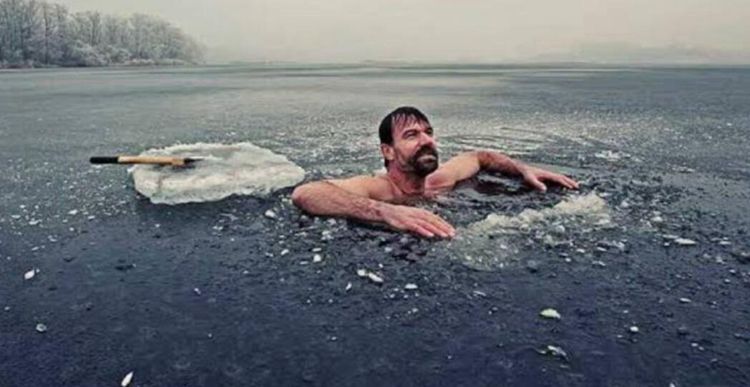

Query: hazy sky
[58,0,750,63]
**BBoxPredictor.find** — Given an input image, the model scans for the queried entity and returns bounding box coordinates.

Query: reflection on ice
[131,142,305,205]
[450,193,612,271]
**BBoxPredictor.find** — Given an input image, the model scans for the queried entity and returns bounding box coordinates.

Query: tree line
[0,0,203,68]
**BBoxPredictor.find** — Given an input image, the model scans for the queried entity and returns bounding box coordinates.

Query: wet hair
[378,106,430,167]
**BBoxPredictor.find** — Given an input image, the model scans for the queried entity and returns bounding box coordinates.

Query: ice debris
[357,269,383,284]
[537,345,568,361]
[121,371,134,387]
[540,308,561,320]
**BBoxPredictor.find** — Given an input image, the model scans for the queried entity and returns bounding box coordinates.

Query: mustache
[415,145,438,158]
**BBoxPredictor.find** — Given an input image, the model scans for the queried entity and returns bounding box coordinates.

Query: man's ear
[380,143,395,164]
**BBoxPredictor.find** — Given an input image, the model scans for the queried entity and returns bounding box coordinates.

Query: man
[291,106,578,239]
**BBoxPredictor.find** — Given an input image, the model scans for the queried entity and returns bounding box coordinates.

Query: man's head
[378,106,439,177]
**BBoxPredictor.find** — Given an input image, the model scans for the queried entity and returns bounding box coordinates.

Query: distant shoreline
[3,61,749,72]
[204,60,750,69]
[0,60,197,70]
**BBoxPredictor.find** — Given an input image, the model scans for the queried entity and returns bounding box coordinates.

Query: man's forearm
[476,150,526,176]
[291,181,386,222]
[292,180,456,238]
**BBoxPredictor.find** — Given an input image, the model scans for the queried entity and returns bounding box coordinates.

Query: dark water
[1,65,749,386]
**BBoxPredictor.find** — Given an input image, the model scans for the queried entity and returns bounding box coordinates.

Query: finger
[414,209,455,236]
[427,213,455,235]
[409,223,435,238]
[440,219,456,237]
[542,173,575,189]
[424,218,455,239]
[416,219,447,238]
[554,176,574,189]
[422,212,455,237]
[410,217,443,238]
[564,176,579,189]
[526,175,547,192]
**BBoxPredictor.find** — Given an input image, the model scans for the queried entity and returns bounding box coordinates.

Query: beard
[407,145,439,177]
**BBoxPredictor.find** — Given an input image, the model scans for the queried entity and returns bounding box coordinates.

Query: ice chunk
[367,272,383,284]
[540,308,561,320]
[131,142,305,205]
[537,345,568,360]
[675,238,697,246]
[121,371,134,387]
[594,150,628,161]
[451,193,611,271]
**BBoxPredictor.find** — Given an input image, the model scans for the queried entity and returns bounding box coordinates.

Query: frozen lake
[1,64,749,386]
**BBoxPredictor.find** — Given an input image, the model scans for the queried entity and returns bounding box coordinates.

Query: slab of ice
[450,193,612,271]
[130,142,305,205]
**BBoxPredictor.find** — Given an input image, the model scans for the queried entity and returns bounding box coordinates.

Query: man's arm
[426,150,579,191]
[291,177,455,238]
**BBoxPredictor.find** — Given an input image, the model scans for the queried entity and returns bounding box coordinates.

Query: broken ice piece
[121,371,134,387]
[404,283,418,290]
[264,210,277,219]
[24,269,36,280]
[537,345,568,360]
[629,325,640,333]
[540,308,561,320]
[356,269,383,284]
[35,323,47,333]
[675,238,697,246]
[366,272,384,284]
[312,254,322,263]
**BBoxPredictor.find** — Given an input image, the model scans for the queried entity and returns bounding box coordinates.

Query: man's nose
[418,132,435,146]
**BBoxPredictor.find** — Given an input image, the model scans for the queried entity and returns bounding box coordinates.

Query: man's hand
[520,165,579,192]
[379,203,455,239]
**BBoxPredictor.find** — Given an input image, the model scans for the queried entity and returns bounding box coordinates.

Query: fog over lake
[56,0,750,63]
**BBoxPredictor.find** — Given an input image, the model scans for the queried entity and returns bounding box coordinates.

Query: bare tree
[0,0,202,67]
[39,1,54,64]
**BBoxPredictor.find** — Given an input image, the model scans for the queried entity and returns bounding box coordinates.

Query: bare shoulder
[327,174,395,201]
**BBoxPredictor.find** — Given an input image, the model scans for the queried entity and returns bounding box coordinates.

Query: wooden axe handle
[90,155,192,166]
